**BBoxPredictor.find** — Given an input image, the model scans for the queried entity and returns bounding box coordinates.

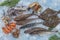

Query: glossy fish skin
[29,30,57,35]
[20,23,36,29]
[20,22,43,29]
[24,27,57,35]
[14,14,34,21]
[16,18,39,25]
[24,27,47,33]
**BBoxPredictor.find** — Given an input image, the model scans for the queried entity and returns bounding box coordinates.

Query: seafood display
[1,2,60,38]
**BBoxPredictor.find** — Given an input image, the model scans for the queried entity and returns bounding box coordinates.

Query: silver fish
[14,14,34,21]
[16,18,39,25]
[20,22,43,29]
[24,27,58,35]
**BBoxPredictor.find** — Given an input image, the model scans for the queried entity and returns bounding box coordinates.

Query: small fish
[20,22,43,29]
[24,27,58,35]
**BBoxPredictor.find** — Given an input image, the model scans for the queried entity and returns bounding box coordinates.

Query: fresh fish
[20,22,43,29]
[35,8,60,28]
[29,30,58,35]
[24,27,58,35]
[14,13,34,21]
[16,18,39,25]
[24,27,47,33]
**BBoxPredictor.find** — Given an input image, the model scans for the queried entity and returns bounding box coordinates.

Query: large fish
[24,27,58,35]
[14,13,34,21]
[35,8,60,28]
[20,22,43,29]
[16,18,39,25]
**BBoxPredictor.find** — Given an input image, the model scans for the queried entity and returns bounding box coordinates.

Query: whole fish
[24,27,47,33]
[14,13,34,21]
[24,27,58,35]
[16,18,39,25]
[20,22,43,29]
[34,8,60,28]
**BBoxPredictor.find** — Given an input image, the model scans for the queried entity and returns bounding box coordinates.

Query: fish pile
[1,2,60,38]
